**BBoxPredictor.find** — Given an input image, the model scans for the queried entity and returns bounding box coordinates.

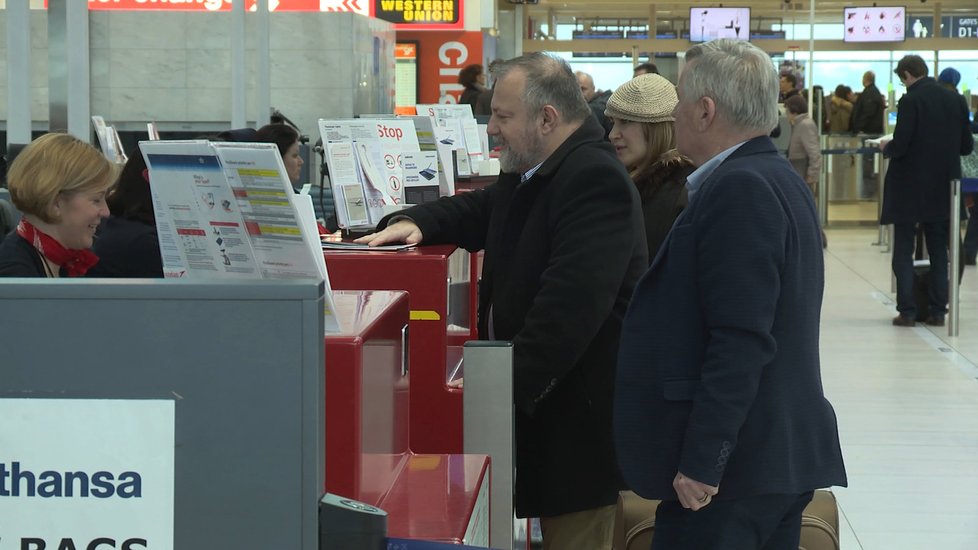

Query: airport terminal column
[949,178,961,336]
[5,1,31,146]
[231,0,247,129]
[47,0,91,140]
[256,0,272,128]
[463,341,520,550]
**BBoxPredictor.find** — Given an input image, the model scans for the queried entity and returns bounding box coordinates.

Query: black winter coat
[633,150,693,262]
[881,77,974,224]
[850,83,885,135]
[379,117,647,517]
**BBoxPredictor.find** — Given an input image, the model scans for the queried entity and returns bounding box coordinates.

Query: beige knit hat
[605,73,678,124]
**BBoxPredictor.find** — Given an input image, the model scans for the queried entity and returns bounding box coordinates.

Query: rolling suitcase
[613,489,840,550]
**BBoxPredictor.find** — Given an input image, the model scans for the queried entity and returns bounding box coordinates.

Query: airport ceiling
[511,1,978,27]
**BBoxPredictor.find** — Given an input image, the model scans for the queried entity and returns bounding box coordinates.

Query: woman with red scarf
[0,133,117,277]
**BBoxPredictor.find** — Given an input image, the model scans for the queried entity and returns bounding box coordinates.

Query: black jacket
[88,216,163,278]
[0,232,49,277]
[881,77,974,224]
[588,90,613,138]
[634,150,693,262]
[616,136,847,501]
[379,116,647,517]
[851,83,885,135]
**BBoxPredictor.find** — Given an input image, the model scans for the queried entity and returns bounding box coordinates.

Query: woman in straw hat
[606,73,694,261]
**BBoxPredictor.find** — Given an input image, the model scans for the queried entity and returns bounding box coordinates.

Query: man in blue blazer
[615,39,847,549]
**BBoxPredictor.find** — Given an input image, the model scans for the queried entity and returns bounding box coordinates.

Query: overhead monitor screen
[689,7,750,42]
[844,7,906,42]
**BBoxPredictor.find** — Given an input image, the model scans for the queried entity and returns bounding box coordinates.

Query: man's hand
[673,471,719,511]
[353,219,424,247]
[878,137,891,151]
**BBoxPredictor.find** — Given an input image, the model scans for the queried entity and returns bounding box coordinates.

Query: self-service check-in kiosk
[325,245,472,455]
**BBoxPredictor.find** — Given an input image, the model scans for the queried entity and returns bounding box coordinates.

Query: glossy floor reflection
[821,227,978,550]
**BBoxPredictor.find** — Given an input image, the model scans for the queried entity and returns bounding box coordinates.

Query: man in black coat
[358,53,647,549]
[881,55,974,327]
[615,39,847,550]
[850,70,885,135]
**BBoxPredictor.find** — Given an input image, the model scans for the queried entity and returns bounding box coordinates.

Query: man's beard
[497,126,543,174]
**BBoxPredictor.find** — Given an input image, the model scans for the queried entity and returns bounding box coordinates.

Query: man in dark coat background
[880,55,974,327]
[615,39,847,550]
[851,70,887,198]
[850,70,885,135]
[358,52,647,549]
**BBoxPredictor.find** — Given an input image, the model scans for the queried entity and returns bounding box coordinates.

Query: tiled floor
[820,227,978,550]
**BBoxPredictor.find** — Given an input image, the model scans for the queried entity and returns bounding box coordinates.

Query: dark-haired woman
[255,123,304,191]
[458,64,488,112]
[88,143,164,278]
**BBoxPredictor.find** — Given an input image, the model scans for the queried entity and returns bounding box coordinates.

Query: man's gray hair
[682,39,779,133]
[491,52,592,124]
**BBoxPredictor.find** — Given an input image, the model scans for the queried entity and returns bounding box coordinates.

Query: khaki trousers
[539,504,616,550]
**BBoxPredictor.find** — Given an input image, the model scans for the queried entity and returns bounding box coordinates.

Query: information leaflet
[143,141,261,279]
[143,140,339,332]
[415,104,484,174]
[318,118,422,229]
[404,114,456,196]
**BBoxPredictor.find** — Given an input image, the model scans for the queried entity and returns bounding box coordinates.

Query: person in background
[615,39,847,550]
[851,71,885,135]
[937,67,978,267]
[785,95,822,193]
[473,59,502,117]
[255,123,304,192]
[357,52,647,550]
[458,63,488,112]
[881,55,974,327]
[785,94,827,248]
[87,144,163,278]
[605,73,693,261]
[634,62,659,77]
[0,133,117,277]
[828,85,853,133]
[576,70,614,137]
[779,72,799,103]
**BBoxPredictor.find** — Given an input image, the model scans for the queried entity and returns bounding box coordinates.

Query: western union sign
[375,0,460,25]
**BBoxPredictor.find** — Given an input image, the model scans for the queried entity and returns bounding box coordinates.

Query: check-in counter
[324,290,410,500]
[323,290,491,547]
[325,245,472,454]
[379,454,490,545]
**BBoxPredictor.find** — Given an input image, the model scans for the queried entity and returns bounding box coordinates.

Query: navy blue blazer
[615,136,847,501]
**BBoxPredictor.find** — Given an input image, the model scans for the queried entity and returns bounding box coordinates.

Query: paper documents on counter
[865,134,893,146]
[321,241,418,252]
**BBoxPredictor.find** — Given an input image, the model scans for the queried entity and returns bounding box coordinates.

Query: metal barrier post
[463,341,519,550]
[877,148,891,251]
[818,134,828,227]
[949,179,961,337]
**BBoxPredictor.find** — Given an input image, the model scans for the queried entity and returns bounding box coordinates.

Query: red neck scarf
[16,218,99,277]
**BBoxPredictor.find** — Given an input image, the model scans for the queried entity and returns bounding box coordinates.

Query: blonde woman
[0,133,117,277]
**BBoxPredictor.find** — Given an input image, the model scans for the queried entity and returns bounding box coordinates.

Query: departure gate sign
[0,399,175,550]
[373,0,462,29]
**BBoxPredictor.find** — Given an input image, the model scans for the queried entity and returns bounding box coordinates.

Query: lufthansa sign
[373,0,462,28]
[0,399,175,550]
